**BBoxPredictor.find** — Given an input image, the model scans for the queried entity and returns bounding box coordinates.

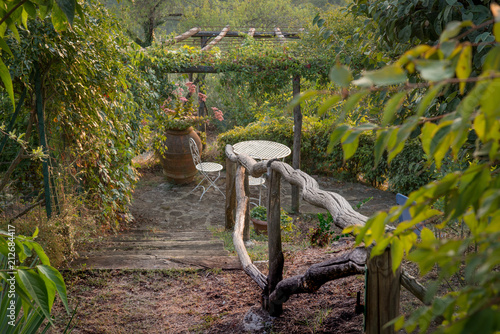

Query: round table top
[233,140,291,160]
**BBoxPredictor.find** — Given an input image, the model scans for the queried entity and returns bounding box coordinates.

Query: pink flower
[212,107,224,121]
[198,93,207,102]
[180,97,188,102]
[185,82,196,94]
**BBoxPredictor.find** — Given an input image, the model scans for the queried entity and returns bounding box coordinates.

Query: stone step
[109,230,215,242]
[68,255,241,270]
[79,248,231,258]
[98,240,225,251]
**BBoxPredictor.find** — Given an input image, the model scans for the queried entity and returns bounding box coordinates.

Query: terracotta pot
[251,218,268,235]
[157,127,202,184]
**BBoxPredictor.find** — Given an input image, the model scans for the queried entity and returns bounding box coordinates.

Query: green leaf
[329,64,352,88]
[24,1,37,18]
[355,65,407,86]
[21,8,28,29]
[343,90,369,115]
[374,129,391,167]
[327,124,350,153]
[416,84,444,116]
[341,131,360,160]
[55,0,76,24]
[371,236,391,257]
[317,95,341,116]
[370,211,387,243]
[51,3,69,31]
[382,92,406,126]
[456,44,472,94]
[31,242,50,266]
[0,55,14,108]
[391,237,404,273]
[439,21,473,42]
[415,59,455,81]
[37,265,70,314]
[16,269,54,325]
[289,90,319,109]
[0,36,13,57]
[494,22,500,42]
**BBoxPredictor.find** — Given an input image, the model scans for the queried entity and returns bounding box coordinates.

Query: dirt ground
[49,161,426,333]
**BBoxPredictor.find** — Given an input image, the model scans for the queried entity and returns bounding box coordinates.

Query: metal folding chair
[189,138,225,201]
[249,175,265,207]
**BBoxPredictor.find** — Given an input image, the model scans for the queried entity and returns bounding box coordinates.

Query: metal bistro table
[233,140,291,161]
[233,140,291,207]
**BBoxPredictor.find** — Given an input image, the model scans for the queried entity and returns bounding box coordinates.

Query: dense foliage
[218,116,433,193]
[313,11,500,334]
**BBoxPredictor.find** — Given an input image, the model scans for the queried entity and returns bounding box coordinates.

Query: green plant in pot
[249,206,294,236]
[152,82,224,184]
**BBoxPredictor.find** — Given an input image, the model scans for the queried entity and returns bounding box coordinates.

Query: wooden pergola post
[225,158,236,230]
[365,248,401,334]
[266,165,284,316]
[291,75,302,213]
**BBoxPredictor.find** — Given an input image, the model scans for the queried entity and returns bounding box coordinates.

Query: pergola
[165,26,307,213]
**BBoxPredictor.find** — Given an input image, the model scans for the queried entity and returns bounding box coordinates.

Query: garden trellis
[163,26,307,212]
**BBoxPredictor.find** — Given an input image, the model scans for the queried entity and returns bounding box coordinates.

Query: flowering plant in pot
[152,81,224,184]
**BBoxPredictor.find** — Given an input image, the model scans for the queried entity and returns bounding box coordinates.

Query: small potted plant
[249,206,294,236]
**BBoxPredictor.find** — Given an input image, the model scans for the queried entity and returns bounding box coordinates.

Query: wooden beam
[201,25,230,51]
[165,27,201,45]
[193,31,299,39]
[274,27,286,44]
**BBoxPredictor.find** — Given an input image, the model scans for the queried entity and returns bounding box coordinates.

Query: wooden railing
[225,144,427,333]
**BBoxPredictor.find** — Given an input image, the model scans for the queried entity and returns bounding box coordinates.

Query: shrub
[218,116,434,193]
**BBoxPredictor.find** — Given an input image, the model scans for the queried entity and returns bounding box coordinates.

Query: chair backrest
[189,138,202,167]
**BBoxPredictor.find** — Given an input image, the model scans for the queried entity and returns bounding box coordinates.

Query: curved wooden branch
[226,144,424,304]
[270,247,367,305]
[226,144,378,231]
[232,165,267,289]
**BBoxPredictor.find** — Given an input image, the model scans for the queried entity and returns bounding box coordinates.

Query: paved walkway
[69,157,395,270]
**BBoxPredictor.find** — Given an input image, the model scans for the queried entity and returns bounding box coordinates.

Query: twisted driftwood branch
[232,164,267,289]
[226,144,426,305]
[270,247,367,305]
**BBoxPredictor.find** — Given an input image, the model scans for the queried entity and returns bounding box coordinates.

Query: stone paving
[70,160,396,270]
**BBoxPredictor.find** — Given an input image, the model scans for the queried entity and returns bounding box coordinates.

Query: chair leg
[194,171,225,201]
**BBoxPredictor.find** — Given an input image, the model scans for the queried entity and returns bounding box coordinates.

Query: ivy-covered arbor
[145,26,336,212]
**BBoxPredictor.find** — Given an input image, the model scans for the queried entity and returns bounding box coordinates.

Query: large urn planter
[157,127,202,184]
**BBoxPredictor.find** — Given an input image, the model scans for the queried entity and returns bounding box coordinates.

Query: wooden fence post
[243,172,250,241]
[225,158,236,230]
[291,75,302,213]
[366,248,401,334]
[267,166,284,316]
